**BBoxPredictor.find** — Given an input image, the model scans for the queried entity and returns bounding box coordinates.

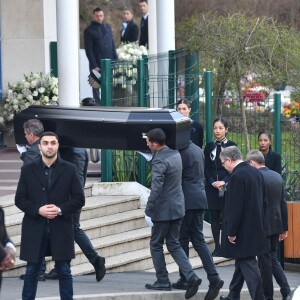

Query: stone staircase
[0,148,231,278]
[1,181,231,278]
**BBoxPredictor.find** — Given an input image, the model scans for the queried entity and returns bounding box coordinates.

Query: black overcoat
[264,150,282,175]
[220,162,268,259]
[15,157,85,263]
[120,20,139,43]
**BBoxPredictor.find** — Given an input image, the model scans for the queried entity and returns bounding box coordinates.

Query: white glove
[145,214,153,227]
[16,144,27,154]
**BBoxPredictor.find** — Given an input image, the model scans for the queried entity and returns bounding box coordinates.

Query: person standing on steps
[15,132,85,300]
[144,128,202,300]
[18,119,106,283]
[204,117,236,257]
[172,141,224,300]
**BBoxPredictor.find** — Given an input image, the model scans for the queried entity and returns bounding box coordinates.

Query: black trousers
[227,257,265,300]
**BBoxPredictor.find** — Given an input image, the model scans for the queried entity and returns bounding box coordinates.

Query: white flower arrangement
[0,72,59,133]
[113,42,148,89]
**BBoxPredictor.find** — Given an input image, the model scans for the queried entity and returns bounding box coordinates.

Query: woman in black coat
[258,130,281,174]
[176,99,204,148]
[204,117,236,256]
[0,207,16,290]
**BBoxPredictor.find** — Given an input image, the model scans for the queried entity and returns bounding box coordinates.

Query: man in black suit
[120,7,139,43]
[144,128,202,299]
[246,150,291,300]
[138,0,148,47]
[0,207,16,290]
[219,146,267,300]
[172,141,224,300]
[84,7,118,105]
[15,132,85,300]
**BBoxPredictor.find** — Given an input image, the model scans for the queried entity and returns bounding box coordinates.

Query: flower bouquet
[0,72,59,134]
[113,42,148,89]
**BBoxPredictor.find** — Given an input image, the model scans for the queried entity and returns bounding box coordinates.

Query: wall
[1,0,57,93]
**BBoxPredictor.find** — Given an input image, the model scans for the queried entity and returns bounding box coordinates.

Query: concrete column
[156,0,175,107]
[148,0,158,107]
[148,0,157,55]
[156,0,175,53]
[56,0,80,107]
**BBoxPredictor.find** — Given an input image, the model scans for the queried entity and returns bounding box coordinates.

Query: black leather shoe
[45,268,59,280]
[94,256,106,282]
[220,296,231,300]
[283,293,292,300]
[185,275,202,299]
[145,281,172,291]
[172,277,188,290]
[212,249,221,257]
[205,279,224,300]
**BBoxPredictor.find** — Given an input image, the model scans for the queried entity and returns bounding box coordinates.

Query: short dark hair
[176,98,191,109]
[93,7,103,14]
[23,119,44,137]
[147,128,166,145]
[39,131,59,143]
[139,0,148,3]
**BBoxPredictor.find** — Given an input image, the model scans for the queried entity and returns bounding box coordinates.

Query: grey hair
[220,146,242,162]
[23,119,44,137]
[245,149,265,165]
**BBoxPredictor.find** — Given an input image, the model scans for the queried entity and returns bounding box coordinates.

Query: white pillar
[155,0,175,107]
[156,0,175,53]
[148,0,157,55]
[56,0,80,107]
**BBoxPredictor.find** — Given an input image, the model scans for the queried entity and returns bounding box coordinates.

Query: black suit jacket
[179,142,207,210]
[259,167,288,236]
[15,157,85,263]
[139,16,148,47]
[121,20,139,43]
[264,150,282,174]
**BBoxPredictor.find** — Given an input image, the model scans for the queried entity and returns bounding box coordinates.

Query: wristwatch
[58,208,62,216]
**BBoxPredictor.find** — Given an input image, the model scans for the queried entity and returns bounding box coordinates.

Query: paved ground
[1,265,300,300]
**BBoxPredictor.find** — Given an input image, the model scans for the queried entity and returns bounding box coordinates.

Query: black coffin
[13,106,191,151]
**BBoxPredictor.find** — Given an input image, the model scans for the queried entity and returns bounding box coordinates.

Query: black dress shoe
[145,281,172,291]
[185,275,202,299]
[45,268,59,280]
[94,256,106,282]
[283,293,292,300]
[172,277,188,290]
[212,249,221,257]
[205,279,224,300]
[220,296,230,300]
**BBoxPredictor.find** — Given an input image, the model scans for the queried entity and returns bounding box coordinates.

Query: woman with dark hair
[204,117,236,257]
[258,130,282,174]
[0,206,16,290]
[176,99,204,148]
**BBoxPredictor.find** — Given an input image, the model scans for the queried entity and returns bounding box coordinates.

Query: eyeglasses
[221,159,228,165]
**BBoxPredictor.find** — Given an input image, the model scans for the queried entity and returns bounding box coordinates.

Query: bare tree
[178,12,300,151]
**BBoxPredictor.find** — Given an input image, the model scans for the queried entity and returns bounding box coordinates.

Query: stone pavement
[1,264,300,300]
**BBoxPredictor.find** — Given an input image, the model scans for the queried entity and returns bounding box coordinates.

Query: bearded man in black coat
[219,146,268,300]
